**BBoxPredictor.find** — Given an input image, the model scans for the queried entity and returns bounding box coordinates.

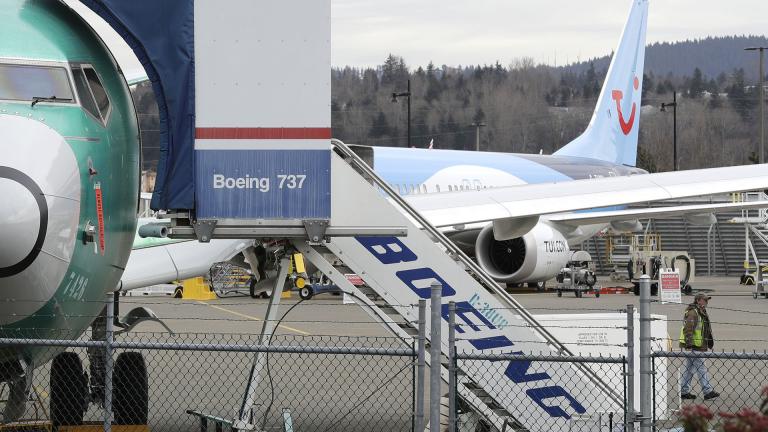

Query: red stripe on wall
[195,127,332,140]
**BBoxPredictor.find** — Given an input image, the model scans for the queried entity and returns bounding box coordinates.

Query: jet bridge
[79,0,622,429]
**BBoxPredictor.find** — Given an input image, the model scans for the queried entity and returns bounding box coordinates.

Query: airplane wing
[547,201,767,226]
[404,163,768,228]
[123,218,253,290]
[124,68,149,86]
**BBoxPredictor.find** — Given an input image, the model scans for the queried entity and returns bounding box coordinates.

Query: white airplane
[335,0,768,287]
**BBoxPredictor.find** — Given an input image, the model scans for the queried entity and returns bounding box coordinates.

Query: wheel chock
[181,277,217,300]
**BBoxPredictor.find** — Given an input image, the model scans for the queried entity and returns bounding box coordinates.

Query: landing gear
[113,352,148,425]
[249,275,276,299]
[249,276,259,299]
[50,352,87,427]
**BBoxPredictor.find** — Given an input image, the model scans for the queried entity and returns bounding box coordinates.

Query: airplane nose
[0,168,47,277]
[0,115,81,324]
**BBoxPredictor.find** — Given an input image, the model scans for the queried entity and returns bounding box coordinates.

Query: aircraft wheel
[50,352,87,427]
[173,286,183,299]
[299,286,314,300]
[113,352,148,425]
[259,289,273,299]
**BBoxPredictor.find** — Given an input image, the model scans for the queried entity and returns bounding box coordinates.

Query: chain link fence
[0,331,416,432]
[652,351,768,431]
[0,295,766,431]
[454,352,628,432]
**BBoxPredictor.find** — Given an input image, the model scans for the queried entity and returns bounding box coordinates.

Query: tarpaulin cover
[79,0,195,210]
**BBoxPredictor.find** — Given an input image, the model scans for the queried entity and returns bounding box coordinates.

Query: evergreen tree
[582,62,600,100]
[473,108,486,124]
[381,54,409,87]
[425,61,442,103]
[688,67,705,98]
[727,68,756,121]
[369,111,390,139]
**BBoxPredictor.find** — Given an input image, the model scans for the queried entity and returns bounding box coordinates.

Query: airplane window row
[388,181,490,195]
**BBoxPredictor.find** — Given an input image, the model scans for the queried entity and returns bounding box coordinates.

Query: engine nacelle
[475,222,571,283]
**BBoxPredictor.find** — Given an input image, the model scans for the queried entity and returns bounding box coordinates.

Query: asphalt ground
[125,275,767,352]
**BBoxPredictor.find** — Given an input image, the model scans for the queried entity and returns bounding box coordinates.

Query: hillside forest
[132,36,768,176]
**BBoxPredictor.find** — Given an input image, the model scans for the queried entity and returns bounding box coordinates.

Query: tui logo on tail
[611,76,639,135]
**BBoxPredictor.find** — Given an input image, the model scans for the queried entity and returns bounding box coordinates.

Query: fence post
[626,304,635,430]
[429,282,442,432]
[416,299,426,432]
[448,301,456,432]
[639,275,652,432]
[103,292,115,432]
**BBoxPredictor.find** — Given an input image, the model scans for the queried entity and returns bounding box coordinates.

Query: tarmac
[126,275,767,352]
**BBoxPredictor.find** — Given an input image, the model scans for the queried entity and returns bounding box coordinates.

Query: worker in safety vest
[678,293,719,401]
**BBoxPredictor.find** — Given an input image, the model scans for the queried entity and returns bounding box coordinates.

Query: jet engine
[475,222,571,283]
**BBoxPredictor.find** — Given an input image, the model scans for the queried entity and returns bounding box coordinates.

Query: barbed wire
[650,301,768,316]
[666,318,768,328]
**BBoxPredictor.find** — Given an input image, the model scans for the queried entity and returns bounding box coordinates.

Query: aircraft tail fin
[554,0,649,167]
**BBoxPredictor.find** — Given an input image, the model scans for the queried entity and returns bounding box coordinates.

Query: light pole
[392,79,412,148]
[745,47,767,164]
[470,121,486,151]
[661,91,678,171]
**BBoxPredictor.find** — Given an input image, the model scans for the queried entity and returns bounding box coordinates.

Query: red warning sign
[95,183,106,255]
[660,269,681,304]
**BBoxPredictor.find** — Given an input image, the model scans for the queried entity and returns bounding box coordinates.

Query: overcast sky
[66,0,767,73]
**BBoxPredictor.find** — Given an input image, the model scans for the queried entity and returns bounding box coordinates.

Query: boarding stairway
[286,140,626,431]
[165,138,627,431]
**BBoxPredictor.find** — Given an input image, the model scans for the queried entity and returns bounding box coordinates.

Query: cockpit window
[83,67,110,120]
[0,64,74,103]
[72,67,100,120]
[71,65,111,125]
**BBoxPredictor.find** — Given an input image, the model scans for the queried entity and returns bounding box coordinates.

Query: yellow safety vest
[678,308,704,348]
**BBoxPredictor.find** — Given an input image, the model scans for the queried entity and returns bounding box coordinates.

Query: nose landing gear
[50,352,88,427]
[50,350,149,428]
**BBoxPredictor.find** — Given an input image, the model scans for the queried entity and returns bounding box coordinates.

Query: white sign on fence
[660,269,681,304]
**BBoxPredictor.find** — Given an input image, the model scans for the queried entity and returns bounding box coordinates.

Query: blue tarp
[79,0,195,210]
